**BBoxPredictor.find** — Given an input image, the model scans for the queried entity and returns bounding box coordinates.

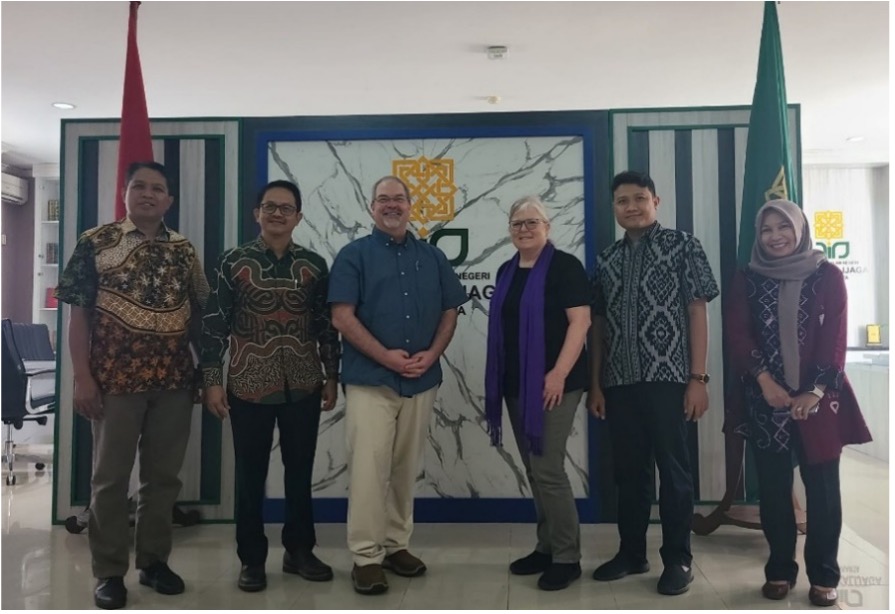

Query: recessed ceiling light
[52,102,76,110]
[486,95,502,105]
[846,135,865,143]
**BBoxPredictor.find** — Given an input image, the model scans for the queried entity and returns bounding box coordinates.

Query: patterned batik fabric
[734,267,822,454]
[592,223,719,388]
[200,237,340,405]
[56,218,209,395]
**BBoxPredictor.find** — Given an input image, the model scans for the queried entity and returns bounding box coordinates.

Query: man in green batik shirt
[200,179,339,593]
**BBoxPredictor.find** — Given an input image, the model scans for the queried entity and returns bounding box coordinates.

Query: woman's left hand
[789,392,821,421]
[543,369,566,411]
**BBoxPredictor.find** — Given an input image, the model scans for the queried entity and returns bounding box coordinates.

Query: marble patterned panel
[263,135,589,499]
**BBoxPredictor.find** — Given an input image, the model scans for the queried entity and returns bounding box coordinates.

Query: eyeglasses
[374,195,409,205]
[509,219,547,232]
[259,202,298,216]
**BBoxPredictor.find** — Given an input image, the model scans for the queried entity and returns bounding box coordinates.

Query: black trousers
[751,438,841,587]
[228,391,322,566]
[604,382,693,567]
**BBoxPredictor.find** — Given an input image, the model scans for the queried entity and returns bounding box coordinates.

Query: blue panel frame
[241,111,612,523]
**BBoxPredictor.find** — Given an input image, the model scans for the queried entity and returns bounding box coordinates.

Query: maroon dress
[724,262,871,465]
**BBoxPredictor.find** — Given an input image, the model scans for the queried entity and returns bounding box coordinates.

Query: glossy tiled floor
[1,447,887,610]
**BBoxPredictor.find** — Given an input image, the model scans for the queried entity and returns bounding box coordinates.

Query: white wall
[802,165,889,347]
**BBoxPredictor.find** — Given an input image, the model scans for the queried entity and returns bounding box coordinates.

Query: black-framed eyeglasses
[259,202,298,216]
[374,195,409,205]
[509,219,547,232]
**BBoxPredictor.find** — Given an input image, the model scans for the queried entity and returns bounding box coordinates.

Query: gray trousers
[89,389,193,578]
[506,390,582,563]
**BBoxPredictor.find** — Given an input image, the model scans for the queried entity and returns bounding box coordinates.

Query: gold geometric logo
[764,166,789,202]
[392,156,458,238]
[814,210,844,242]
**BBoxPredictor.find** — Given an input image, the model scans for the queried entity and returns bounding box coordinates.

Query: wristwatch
[808,385,825,399]
[689,373,711,384]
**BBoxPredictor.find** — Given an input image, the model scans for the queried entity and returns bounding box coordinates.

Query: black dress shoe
[138,561,185,595]
[538,563,582,591]
[283,549,334,582]
[95,577,127,610]
[592,553,650,581]
[510,551,552,575]
[238,565,267,592]
[657,564,694,595]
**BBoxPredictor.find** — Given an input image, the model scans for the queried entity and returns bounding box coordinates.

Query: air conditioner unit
[1,172,28,205]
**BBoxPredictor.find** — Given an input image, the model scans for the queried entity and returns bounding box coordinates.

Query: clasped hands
[758,374,820,421]
[383,348,438,379]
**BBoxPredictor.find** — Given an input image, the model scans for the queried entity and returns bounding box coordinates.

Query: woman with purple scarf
[725,200,871,607]
[485,196,592,591]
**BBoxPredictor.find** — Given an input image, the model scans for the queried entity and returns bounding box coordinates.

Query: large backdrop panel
[242,112,610,522]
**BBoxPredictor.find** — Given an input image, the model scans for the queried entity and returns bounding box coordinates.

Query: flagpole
[691,0,805,537]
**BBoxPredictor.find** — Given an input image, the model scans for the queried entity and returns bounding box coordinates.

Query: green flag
[738,1,798,265]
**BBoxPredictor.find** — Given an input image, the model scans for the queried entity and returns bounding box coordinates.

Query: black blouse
[501,249,591,398]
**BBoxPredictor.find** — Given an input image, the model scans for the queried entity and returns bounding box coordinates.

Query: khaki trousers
[345,384,437,566]
[88,389,193,578]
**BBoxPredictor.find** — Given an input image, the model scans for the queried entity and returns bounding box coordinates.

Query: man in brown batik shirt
[56,161,209,610]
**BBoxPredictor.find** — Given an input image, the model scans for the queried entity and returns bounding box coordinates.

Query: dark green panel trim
[609,103,798,115]
[162,140,181,231]
[71,139,99,505]
[76,134,228,142]
[79,139,99,232]
[674,130,694,234]
[61,117,243,126]
[200,136,224,504]
[631,124,750,131]
[627,129,650,175]
[51,124,68,524]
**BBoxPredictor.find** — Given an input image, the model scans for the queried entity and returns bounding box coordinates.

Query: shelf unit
[32,172,60,346]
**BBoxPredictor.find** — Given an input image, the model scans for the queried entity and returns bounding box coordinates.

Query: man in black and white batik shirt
[588,171,719,597]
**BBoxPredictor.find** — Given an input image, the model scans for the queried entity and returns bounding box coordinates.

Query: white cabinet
[31,168,60,347]
[845,354,889,463]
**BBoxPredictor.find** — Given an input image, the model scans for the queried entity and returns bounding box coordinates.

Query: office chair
[2,319,56,485]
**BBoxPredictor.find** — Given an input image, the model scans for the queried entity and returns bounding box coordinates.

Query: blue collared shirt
[328,227,468,397]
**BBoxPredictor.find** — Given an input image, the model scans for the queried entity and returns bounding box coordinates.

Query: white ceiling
[0,1,889,168]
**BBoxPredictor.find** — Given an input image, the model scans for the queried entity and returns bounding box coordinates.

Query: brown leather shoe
[351,564,388,595]
[382,550,427,577]
[809,586,838,607]
[761,580,794,600]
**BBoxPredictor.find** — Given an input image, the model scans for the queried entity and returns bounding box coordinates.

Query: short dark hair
[125,161,171,192]
[255,180,302,211]
[371,175,411,202]
[611,170,656,197]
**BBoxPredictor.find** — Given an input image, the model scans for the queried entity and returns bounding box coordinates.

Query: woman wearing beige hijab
[725,200,871,607]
